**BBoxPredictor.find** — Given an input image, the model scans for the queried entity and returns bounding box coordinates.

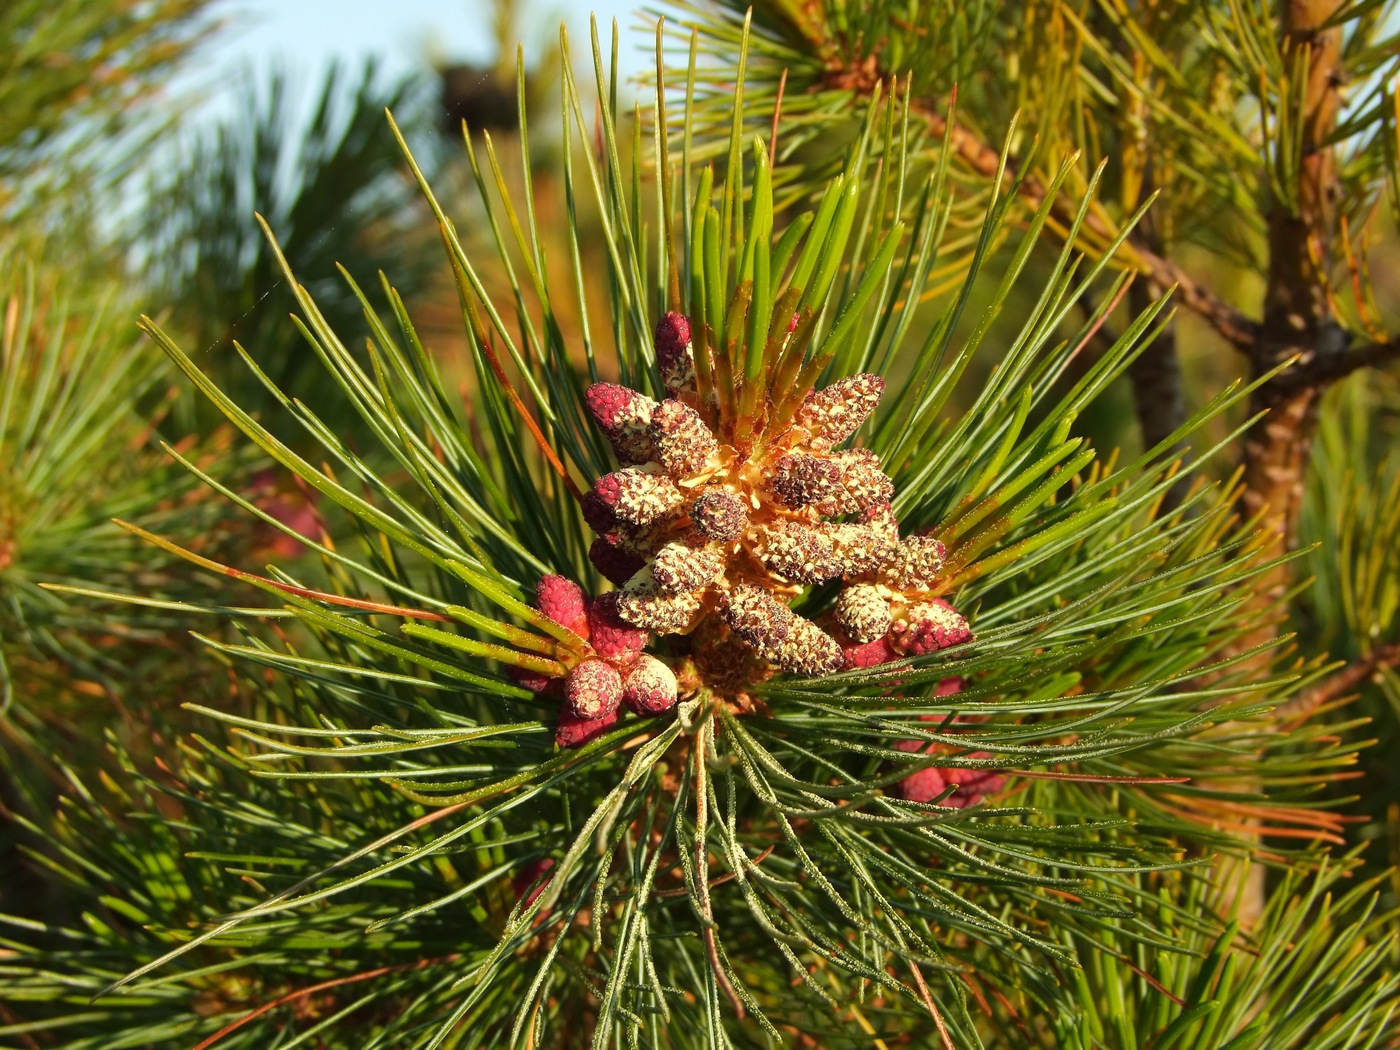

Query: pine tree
[2,7,1399,1049]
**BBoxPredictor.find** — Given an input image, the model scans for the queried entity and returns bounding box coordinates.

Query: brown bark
[1240,0,1347,656]
[1225,0,1348,923]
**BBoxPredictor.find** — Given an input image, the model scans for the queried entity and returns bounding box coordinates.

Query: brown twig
[906,961,955,1050]
[1068,277,1135,367]
[1277,641,1400,722]
[189,955,459,1050]
[819,69,1259,350]
[1272,334,1400,393]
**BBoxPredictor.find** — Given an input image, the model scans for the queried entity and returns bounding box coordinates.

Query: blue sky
[181,0,650,116]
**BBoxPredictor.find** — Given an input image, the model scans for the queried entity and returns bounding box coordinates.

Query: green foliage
[1302,373,1400,667]
[0,0,216,227]
[1296,372,1400,888]
[0,253,257,986]
[1,732,499,1049]
[1032,860,1400,1048]
[661,0,1400,324]
[0,257,245,718]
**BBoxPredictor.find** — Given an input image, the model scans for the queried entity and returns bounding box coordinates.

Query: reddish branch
[906,103,1260,351]
[1277,641,1400,723]
[190,956,459,1050]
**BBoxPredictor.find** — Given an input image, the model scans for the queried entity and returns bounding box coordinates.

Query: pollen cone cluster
[580,311,973,693]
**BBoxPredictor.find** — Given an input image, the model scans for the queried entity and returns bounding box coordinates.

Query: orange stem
[189,955,459,1050]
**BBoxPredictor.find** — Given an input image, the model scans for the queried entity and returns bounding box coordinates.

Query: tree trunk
[1240,0,1345,659]
[1230,0,1346,922]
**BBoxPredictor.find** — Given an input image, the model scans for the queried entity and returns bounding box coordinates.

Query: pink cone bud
[556,706,621,749]
[897,765,949,803]
[623,654,679,715]
[593,469,683,526]
[898,760,1005,807]
[891,599,971,656]
[585,382,656,432]
[589,536,646,586]
[585,382,658,464]
[565,659,623,719]
[581,491,619,535]
[587,593,648,664]
[536,574,590,639]
[842,636,900,670]
[507,664,560,694]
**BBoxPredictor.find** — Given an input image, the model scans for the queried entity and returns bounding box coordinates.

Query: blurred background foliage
[0,0,217,233]
[1,0,1399,1045]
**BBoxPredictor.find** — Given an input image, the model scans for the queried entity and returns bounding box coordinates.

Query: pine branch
[1273,333,1400,392]
[1277,640,1400,722]
[743,2,1260,351]
[902,98,1259,351]
[9,12,1392,1046]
